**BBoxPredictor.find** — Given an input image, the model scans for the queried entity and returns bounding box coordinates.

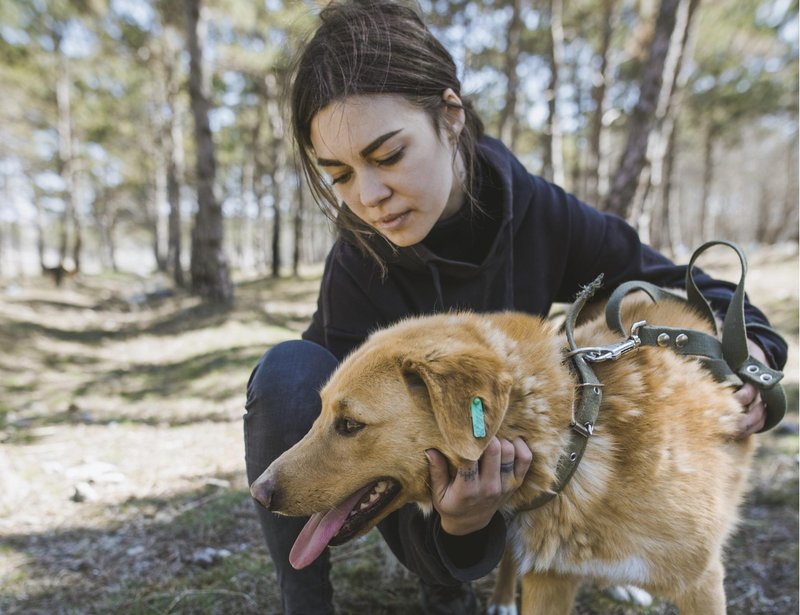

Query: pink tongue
[289,485,372,570]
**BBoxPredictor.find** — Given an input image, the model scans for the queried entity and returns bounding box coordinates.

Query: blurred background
[0,0,797,295]
[0,1,797,614]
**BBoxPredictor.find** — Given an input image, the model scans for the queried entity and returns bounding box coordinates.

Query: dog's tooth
[375,481,386,493]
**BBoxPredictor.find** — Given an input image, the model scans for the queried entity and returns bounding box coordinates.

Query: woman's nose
[358,170,391,208]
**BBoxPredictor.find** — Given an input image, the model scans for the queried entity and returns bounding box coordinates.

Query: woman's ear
[442,88,465,140]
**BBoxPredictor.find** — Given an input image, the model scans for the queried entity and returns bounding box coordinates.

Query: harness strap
[522,242,786,512]
[523,275,604,511]
[605,240,785,432]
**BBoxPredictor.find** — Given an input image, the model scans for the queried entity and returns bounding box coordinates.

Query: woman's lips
[375,211,411,231]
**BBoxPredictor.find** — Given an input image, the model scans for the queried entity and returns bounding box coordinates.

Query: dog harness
[524,240,787,511]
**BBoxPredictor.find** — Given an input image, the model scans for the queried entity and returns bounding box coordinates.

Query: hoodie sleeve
[302,242,386,361]
[376,504,506,584]
[529,176,788,370]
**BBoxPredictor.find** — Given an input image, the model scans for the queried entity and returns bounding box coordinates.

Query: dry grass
[0,246,797,615]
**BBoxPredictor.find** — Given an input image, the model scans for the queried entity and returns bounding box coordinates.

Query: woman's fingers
[733,382,766,436]
[425,448,452,503]
[511,436,533,482]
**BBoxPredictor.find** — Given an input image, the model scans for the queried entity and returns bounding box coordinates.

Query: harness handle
[604,240,786,432]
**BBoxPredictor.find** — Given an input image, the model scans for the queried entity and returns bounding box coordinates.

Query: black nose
[250,477,276,510]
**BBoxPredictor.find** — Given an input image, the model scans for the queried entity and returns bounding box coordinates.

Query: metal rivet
[657,333,670,347]
[746,365,760,374]
[569,452,578,461]
[675,333,688,348]
[593,386,601,395]
[760,374,773,383]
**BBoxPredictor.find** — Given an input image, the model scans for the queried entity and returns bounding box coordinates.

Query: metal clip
[570,421,594,438]
[565,321,646,363]
[577,321,646,363]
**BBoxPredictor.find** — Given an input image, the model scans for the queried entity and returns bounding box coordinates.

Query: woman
[244,1,786,613]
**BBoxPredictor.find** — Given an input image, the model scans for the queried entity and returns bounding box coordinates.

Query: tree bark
[604,0,686,219]
[699,121,718,243]
[186,0,233,303]
[292,155,305,277]
[264,72,287,279]
[587,0,617,206]
[164,27,185,287]
[497,0,523,152]
[542,0,565,186]
[632,0,700,242]
[55,35,80,273]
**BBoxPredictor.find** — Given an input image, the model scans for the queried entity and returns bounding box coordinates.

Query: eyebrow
[316,129,403,167]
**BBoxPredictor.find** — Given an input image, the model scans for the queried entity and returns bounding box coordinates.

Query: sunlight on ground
[0,248,796,614]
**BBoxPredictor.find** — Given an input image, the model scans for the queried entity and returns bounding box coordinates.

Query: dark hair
[289,0,485,268]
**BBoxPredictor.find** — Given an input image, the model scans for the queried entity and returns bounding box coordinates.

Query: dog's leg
[519,571,580,615]
[487,549,517,615]
[673,559,726,615]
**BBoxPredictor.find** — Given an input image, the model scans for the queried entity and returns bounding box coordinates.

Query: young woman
[244,2,786,613]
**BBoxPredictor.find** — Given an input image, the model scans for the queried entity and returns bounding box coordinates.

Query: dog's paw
[604,584,653,606]
[486,603,517,615]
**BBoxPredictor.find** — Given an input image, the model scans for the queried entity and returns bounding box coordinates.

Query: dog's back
[487,295,754,613]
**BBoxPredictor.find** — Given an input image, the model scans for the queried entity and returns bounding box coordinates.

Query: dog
[251,293,754,614]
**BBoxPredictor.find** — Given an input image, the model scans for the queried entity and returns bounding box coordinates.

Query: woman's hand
[426,436,532,536]
[734,339,769,436]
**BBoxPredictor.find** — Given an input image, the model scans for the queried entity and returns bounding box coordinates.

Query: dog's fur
[251,294,754,614]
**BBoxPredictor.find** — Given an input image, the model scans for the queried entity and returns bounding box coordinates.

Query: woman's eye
[376,148,404,167]
[335,417,365,435]
[331,171,352,186]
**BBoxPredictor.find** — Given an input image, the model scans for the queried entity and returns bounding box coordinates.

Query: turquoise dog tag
[471,397,486,438]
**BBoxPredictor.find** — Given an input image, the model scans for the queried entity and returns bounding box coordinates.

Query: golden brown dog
[251,294,754,614]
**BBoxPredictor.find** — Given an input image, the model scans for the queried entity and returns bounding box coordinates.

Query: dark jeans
[244,340,339,615]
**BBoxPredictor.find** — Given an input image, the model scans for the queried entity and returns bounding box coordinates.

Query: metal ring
[746,365,760,374]
[760,374,773,383]
[569,452,578,461]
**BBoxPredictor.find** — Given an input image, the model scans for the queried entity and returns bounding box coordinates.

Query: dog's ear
[401,346,513,462]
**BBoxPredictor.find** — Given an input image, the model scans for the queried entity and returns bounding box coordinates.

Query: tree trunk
[264,72,287,279]
[656,116,680,252]
[55,36,79,273]
[151,112,169,272]
[497,0,523,152]
[292,155,305,277]
[632,0,700,241]
[587,0,617,205]
[543,0,565,186]
[164,27,185,287]
[186,0,233,303]
[699,122,717,243]
[776,133,800,242]
[604,0,687,219]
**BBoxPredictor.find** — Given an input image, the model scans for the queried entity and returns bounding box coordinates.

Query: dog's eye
[335,417,365,436]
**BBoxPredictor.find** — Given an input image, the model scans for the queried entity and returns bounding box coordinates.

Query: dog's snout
[250,476,276,510]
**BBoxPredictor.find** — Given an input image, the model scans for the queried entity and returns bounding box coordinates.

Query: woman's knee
[248,339,336,397]
[245,339,338,435]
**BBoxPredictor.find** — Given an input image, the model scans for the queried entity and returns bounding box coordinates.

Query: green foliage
[0,0,796,279]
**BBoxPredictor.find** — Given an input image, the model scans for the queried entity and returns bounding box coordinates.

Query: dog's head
[250,315,514,568]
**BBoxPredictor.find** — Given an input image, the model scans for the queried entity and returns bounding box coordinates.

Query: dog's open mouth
[289,478,400,570]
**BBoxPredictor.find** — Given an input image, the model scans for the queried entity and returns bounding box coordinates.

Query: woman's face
[310,93,466,247]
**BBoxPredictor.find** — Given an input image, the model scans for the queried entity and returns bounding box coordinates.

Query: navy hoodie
[301,136,787,584]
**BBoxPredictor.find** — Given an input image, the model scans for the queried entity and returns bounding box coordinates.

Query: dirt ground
[0,244,797,614]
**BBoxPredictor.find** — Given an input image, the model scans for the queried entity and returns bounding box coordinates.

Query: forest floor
[0,244,797,615]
